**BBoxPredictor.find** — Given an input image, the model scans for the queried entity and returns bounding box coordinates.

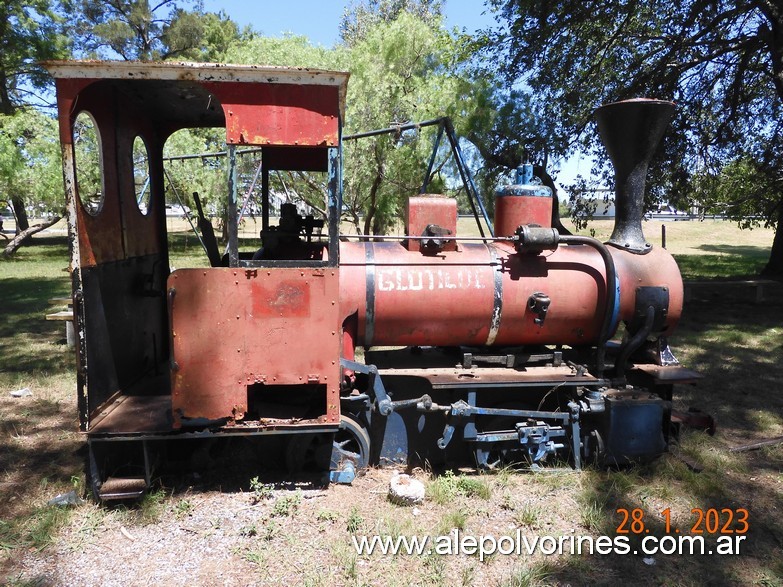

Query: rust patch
[252,281,311,317]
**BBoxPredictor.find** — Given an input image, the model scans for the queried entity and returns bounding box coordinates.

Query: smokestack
[594,99,675,254]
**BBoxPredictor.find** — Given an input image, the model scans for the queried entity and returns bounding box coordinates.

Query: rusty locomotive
[46,61,698,500]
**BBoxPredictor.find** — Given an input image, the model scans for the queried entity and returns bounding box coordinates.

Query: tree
[224,9,482,236]
[339,7,484,234]
[65,0,242,61]
[485,0,783,276]
[0,108,64,252]
[339,0,443,46]
[0,0,69,231]
[0,0,68,115]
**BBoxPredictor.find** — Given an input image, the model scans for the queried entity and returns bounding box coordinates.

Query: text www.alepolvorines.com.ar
[352,530,747,561]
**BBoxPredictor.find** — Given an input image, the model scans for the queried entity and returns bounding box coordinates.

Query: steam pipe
[595,99,675,254]
[559,235,618,377]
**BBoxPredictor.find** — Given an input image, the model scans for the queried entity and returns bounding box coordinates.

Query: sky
[201,1,498,46]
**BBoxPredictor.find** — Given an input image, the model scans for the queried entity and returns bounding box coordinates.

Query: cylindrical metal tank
[339,240,682,349]
[494,164,554,237]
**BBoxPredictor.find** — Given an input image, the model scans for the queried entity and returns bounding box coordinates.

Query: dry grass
[1,221,782,586]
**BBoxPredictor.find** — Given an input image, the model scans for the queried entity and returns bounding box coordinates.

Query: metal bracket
[516,421,559,462]
[340,359,393,415]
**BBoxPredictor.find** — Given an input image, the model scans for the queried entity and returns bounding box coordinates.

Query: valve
[528,292,551,326]
[514,225,559,255]
[420,224,452,255]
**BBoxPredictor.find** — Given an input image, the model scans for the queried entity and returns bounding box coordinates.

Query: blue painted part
[376,411,409,465]
[495,163,552,198]
[330,462,356,484]
[608,274,621,337]
[515,164,533,185]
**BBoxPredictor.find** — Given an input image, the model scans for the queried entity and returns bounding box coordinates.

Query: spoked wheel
[286,415,370,481]
[332,414,371,471]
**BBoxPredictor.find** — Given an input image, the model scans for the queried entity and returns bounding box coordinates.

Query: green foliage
[248,476,273,503]
[270,490,302,517]
[427,470,492,505]
[0,109,63,217]
[0,1,70,114]
[341,10,478,233]
[224,33,337,69]
[223,8,485,235]
[697,158,780,230]
[315,508,339,523]
[66,0,243,61]
[339,0,443,46]
[0,505,72,551]
[485,0,783,273]
[346,506,364,533]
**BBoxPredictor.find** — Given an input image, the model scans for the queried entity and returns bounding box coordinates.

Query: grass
[1,220,782,586]
[427,470,492,504]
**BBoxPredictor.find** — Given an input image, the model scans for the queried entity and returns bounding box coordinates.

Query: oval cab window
[133,136,151,215]
[73,112,104,216]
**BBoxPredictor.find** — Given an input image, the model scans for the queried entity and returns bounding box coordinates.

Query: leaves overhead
[0,0,69,114]
[486,0,783,274]
[65,0,242,61]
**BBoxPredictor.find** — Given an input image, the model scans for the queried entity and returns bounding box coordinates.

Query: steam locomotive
[46,61,698,500]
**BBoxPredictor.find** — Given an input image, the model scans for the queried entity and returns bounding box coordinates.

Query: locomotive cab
[48,61,352,498]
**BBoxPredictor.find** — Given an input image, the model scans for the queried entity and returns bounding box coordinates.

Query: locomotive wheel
[333,414,371,471]
[286,415,370,475]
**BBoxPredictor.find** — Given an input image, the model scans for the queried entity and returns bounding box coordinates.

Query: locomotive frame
[46,61,700,501]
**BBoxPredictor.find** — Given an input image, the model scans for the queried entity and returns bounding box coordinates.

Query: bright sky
[201,0,498,46]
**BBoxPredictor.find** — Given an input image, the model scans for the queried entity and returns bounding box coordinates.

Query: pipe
[613,305,656,384]
[594,99,675,254]
[559,235,618,377]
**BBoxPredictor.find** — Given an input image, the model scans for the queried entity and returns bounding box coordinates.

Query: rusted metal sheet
[632,364,703,384]
[204,82,340,147]
[494,191,553,236]
[340,241,605,347]
[53,77,167,266]
[88,395,173,435]
[45,61,349,121]
[168,268,341,428]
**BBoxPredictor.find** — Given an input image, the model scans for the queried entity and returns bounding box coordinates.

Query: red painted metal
[53,77,166,267]
[339,240,683,348]
[405,195,458,252]
[168,268,341,428]
[494,194,552,236]
[203,82,340,147]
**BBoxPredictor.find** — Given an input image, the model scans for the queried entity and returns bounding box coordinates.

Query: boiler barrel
[339,241,682,348]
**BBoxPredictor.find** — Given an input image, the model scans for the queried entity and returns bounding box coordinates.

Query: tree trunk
[2,216,61,258]
[11,196,29,232]
[761,201,783,277]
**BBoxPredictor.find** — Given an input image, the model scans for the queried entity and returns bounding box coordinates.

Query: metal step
[98,476,148,500]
